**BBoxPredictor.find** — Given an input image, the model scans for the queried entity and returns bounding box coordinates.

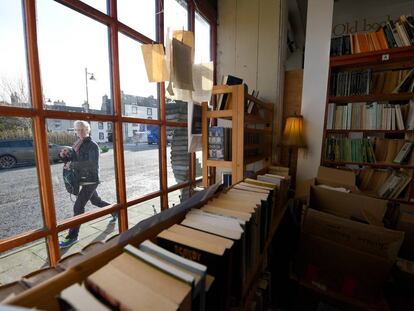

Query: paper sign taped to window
[141,44,169,82]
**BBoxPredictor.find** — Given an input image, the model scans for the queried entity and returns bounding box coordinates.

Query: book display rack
[202,84,274,186]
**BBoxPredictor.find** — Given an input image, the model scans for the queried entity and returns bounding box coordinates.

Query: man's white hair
[74,120,91,134]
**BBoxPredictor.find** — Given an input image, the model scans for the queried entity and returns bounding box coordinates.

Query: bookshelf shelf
[245,155,270,165]
[244,127,272,134]
[328,92,414,103]
[326,129,414,134]
[322,160,414,169]
[244,114,271,124]
[202,84,274,186]
[205,159,233,168]
[322,45,414,202]
[330,45,414,68]
[206,110,233,118]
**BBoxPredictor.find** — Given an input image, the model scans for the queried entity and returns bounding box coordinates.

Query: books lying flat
[85,250,193,311]
[201,204,251,223]
[137,240,208,311]
[60,283,111,311]
[157,224,234,311]
[244,178,277,189]
[182,210,243,240]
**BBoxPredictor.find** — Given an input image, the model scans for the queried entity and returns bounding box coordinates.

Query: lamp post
[84,67,96,107]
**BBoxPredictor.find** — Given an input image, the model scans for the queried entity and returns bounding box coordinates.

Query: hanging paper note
[173,30,194,62]
[141,44,169,82]
[192,62,214,102]
[172,38,194,91]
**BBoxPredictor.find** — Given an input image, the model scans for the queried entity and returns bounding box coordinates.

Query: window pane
[123,123,160,201]
[128,197,161,227]
[0,1,30,108]
[59,214,120,259]
[0,118,43,239]
[81,0,107,14]
[117,0,156,39]
[0,239,49,284]
[37,1,112,114]
[48,120,117,224]
[164,0,188,43]
[195,151,202,178]
[195,12,211,63]
[167,126,189,187]
[168,187,190,208]
[119,33,159,118]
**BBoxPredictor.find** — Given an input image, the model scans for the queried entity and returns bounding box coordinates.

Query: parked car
[0,139,70,169]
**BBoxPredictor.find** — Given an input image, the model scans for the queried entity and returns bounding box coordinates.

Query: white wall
[217,0,282,106]
[217,0,283,172]
[296,0,333,182]
[332,0,414,36]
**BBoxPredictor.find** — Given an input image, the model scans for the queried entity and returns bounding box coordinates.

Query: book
[138,240,208,311]
[156,225,233,311]
[85,252,193,311]
[393,142,414,164]
[60,282,111,311]
[217,75,243,110]
[208,127,231,160]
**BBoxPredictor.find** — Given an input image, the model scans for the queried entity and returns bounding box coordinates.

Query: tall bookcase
[202,84,274,187]
[322,45,414,202]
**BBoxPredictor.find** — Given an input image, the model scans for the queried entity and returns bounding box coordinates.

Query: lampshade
[281,115,306,147]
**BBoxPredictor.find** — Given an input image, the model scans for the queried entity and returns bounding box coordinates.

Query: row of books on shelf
[330,14,414,56]
[245,132,261,145]
[326,100,414,130]
[208,127,232,160]
[78,178,282,311]
[324,137,376,163]
[324,136,414,165]
[358,168,412,200]
[330,68,414,97]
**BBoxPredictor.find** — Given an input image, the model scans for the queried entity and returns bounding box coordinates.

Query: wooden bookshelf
[322,45,414,202]
[329,92,414,103]
[202,84,274,186]
[322,160,414,169]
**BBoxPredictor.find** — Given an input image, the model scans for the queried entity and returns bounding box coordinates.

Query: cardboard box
[295,232,393,300]
[303,208,404,261]
[295,166,357,201]
[396,208,414,261]
[295,208,404,302]
[309,184,388,226]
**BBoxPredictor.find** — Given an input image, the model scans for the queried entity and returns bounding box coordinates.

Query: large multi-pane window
[0,0,215,283]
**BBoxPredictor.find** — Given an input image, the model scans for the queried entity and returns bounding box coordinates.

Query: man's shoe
[59,237,78,249]
[109,214,118,223]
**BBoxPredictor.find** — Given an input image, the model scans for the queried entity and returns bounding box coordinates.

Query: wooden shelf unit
[322,45,414,202]
[202,84,274,187]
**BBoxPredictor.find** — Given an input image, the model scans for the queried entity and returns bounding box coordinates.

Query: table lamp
[281,114,306,173]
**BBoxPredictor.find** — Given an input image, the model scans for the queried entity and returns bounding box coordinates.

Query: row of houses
[47,92,158,143]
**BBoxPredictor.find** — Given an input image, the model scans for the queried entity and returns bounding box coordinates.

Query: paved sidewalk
[0,196,177,285]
